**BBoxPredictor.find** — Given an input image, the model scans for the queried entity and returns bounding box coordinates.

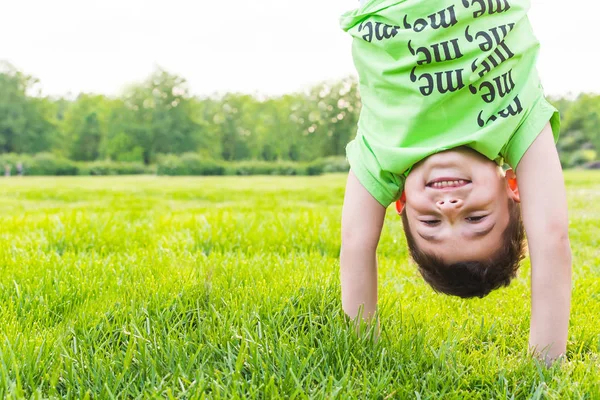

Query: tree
[61,94,109,161]
[122,68,203,164]
[563,94,600,154]
[0,62,57,154]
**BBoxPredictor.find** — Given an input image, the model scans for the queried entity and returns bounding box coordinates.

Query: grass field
[0,173,599,399]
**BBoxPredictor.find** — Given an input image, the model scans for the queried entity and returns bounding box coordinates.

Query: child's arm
[340,170,386,324]
[516,123,572,363]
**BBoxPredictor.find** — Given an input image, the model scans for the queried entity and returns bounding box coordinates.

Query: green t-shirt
[340,0,560,207]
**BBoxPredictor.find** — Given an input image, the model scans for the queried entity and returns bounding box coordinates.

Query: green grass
[0,173,599,399]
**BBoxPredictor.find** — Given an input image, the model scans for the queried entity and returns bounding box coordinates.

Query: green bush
[156,153,225,176]
[0,153,25,165]
[156,154,184,175]
[226,161,304,176]
[306,157,349,176]
[78,161,150,176]
[0,153,351,177]
[306,160,325,176]
[321,156,350,173]
[180,153,226,175]
[0,153,29,175]
[0,154,154,176]
[559,152,571,169]
[24,153,79,176]
[569,149,597,168]
[157,155,308,176]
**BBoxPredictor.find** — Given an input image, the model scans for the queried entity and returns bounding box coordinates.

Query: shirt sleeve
[501,94,560,171]
[346,135,404,207]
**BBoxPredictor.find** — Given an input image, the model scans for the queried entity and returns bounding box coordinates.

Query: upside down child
[339,0,572,363]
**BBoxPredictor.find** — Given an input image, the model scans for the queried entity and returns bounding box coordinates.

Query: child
[339,0,572,363]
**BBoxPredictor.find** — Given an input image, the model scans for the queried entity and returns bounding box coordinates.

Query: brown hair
[402,200,526,299]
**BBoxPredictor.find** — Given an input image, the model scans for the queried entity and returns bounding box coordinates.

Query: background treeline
[1,61,598,176]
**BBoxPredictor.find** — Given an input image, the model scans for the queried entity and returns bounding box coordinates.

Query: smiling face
[402,147,520,264]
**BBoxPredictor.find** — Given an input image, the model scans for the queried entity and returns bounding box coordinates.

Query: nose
[436,197,464,218]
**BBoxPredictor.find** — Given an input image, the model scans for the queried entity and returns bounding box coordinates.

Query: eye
[466,215,486,222]
[421,220,441,226]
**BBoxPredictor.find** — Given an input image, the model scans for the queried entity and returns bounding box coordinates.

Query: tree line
[1,61,598,171]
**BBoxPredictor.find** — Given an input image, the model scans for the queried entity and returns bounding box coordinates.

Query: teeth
[431,179,468,188]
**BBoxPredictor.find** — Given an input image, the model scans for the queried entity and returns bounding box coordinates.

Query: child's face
[403,147,520,264]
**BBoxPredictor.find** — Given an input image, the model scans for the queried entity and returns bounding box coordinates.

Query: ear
[395,191,406,215]
[505,169,520,203]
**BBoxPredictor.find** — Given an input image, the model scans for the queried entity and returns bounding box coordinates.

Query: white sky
[1,0,598,98]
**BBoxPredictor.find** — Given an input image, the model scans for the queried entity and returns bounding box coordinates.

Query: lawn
[0,173,598,399]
